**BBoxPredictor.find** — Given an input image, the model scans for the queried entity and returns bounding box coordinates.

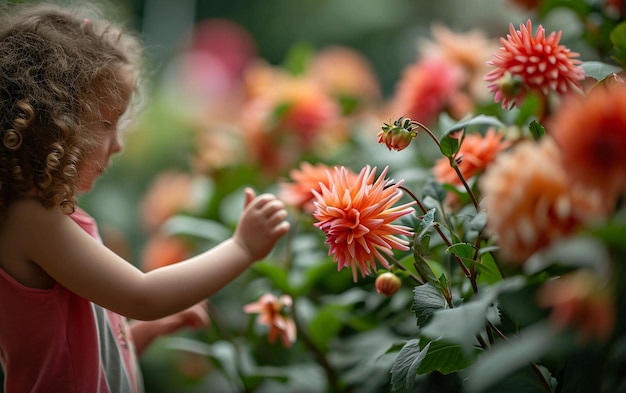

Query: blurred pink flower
[432,128,510,186]
[485,20,585,109]
[312,166,415,281]
[179,19,257,99]
[390,56,464,126]
[242,62,343,177]
[508,0,543,10]
[244,293,296,348]
[279,162,358,214]
[421,24,498,102]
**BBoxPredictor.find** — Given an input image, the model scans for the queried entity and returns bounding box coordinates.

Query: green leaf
[440,135,461,158]
[446,243,476,260]
[282,42,314,75]
[417,340,478,375]
[528,120,546,141]
[469,211,487,232]
[421,277,526,350]
[390,339,429,393]
[610,22,626,67]
[162,215,231,243]
[415,208,436,241]
[580,61,623,81]
[473,251,503,285]
[523,235,610,278]
[412,283,448,328]
[422,179,448,204]
[441,114,504,138]
[308,304,348,352]
[538,0,591,19]
[464,322,568,393]
[251,262,292,293]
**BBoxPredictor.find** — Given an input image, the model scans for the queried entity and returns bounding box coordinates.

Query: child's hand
[173,301,211,330]
[234,187,290,261]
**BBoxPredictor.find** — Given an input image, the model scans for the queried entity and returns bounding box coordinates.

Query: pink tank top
[0,207,143,392]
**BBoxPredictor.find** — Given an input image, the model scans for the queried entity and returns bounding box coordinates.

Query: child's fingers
[244,187,256,208]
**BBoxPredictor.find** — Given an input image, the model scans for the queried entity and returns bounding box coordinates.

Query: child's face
[77,82,133,193]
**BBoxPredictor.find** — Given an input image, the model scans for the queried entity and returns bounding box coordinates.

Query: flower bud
[375,272,402,297]
[377,117,418,151]
[377,125,415,151]
[496,72,523,101]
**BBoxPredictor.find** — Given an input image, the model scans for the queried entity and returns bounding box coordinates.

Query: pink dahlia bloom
[484,20,585,109]
[390,56,464,126]
[244,293,296,348]
[312,166,415,281]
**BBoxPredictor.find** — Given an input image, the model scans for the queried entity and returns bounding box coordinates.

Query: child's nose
[110,133,124,154]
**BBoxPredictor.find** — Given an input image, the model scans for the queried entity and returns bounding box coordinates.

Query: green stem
[391,257,424,285]
[409,120,480,211]
[399,185,472,280]
[450,160,480,211]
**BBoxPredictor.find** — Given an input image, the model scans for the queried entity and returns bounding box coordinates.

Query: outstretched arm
[20,188,290,320]
[130,301,210,355]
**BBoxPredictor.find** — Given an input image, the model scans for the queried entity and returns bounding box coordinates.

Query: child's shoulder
[5,198,66,226]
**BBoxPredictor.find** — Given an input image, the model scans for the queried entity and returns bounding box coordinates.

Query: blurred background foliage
[2,0,610,392]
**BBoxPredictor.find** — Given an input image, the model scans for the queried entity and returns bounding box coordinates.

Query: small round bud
[375,272,402,297]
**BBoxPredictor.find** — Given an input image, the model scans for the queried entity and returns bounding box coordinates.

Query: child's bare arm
[18,188,290,320]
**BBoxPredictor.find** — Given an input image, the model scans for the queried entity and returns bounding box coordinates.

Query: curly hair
[0,2,143,214]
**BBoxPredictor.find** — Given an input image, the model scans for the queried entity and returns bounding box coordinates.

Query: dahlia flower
[432,128,510,186]
[549,85,626,208]
[244,293,296,348]
[140,171,200,232]
[537,270,615,342]
[242,64,343,175]
[312,166,415,281]
[390,56,464,126]
[420,24,498,102]
[478,138,604,264]
[279,162,358,213]
[484,19,585,109]
[141,235,190,272]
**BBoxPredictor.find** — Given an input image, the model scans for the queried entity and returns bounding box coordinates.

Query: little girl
[0,3,290,393]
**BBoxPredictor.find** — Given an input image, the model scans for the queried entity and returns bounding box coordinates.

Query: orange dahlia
[537,270,615,342]
[484,20,585,109]
[432,128,510,186]
[140,171,201,232]
[244,293,296,348]
[312,166,415,281]
[279,162,358,213]
[549,85,626,208]
[141,235,190,272]
[478,138,604,264]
